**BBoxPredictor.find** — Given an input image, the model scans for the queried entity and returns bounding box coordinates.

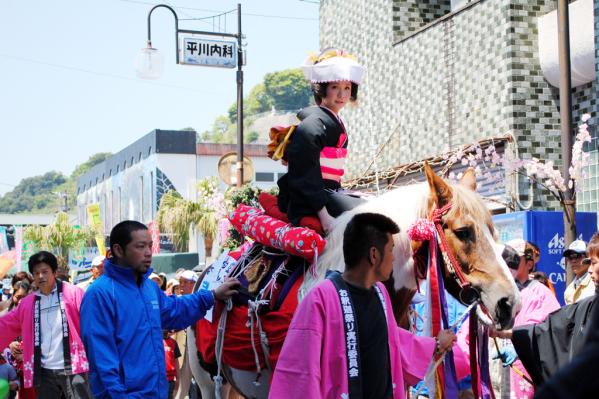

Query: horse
[188,163,521,398]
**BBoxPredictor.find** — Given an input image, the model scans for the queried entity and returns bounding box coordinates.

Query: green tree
[263,68,312,111]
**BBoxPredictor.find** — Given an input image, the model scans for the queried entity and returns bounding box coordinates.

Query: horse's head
[422,163,520,330]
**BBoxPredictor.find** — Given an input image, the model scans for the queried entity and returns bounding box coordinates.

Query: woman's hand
[436,329,457,353]
[317,207,335,233]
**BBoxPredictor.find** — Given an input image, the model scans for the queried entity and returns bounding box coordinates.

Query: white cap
[564,239,587,257]
[302,49,365,85]
[167,278,180,287]
[91,256,105,267]
[179,270,198,282]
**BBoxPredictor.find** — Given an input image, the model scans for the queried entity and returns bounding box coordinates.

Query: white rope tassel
[248,299,270,386]
[214,298,233,399]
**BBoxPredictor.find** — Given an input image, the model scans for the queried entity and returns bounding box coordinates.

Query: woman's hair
[311,82,359,105]
[532,271,550,287]
[11,271,33,288]
[13,280,31,293]
[588,232,599,257]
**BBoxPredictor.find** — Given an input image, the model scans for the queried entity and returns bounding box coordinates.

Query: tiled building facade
[320,0,598,211]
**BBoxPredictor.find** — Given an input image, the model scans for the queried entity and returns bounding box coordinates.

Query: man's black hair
[343,213,400,269]
[28,251,58,274]
[109,220,148,256]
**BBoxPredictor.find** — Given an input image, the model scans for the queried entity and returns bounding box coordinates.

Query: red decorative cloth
[229,204,326,262]
[196,274,304,371]
[258,192,324,235]
[407,219,436,242]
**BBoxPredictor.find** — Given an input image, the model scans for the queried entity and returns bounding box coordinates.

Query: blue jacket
[80,260,214,399]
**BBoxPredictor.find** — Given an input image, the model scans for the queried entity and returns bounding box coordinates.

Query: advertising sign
[86,203,106,256]
[494,211,597,305]
[180,35,237,68]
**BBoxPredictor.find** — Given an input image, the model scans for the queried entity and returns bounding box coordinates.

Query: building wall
[320,0,597,210]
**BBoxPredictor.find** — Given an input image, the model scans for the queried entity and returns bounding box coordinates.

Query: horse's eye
[453,228,473,242]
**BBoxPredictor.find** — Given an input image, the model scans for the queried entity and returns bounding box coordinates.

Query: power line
[0,53,219,94]
[118,0,317,21]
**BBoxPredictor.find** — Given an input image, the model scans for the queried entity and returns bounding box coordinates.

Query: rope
[213,298,233,399]
[248,299,271,385]
[415,301,477,397]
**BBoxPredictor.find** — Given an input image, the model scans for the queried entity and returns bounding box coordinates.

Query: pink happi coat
[269,280,469,399]
[510,280,560,399]
[0,282,89,388]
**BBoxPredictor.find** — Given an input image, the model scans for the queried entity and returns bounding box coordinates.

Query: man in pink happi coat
[270,213,469,399]
[493,241,560,399]
[0,251,92,398]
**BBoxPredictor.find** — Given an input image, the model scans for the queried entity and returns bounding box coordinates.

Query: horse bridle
[430,203,481,306]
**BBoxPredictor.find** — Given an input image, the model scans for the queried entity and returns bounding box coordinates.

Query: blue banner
[494,211,597,305]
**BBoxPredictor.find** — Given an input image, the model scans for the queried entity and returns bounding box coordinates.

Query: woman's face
[321,81,352,114]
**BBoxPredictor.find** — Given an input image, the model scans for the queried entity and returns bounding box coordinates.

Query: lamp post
[557,0,576,284]
[136,4,245,188]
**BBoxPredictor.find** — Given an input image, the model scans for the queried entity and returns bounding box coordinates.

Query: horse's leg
[383,276,416,329]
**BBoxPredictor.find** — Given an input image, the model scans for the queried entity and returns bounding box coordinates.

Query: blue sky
[0,0,319,195]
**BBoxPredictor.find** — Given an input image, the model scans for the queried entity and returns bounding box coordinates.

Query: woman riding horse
[277,48,366,233]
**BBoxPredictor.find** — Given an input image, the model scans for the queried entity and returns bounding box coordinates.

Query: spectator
[0,273,34,315]
[159,273,168,291]
[563,240,595,304]
[0,355,18,399]
[7,281,31,311]
[80,220,239,399]
[0,251,92,398]
[166,279,180,296]
[150,273,163,287]
[531,271,556,297]
[77,256,105,291]
[493,232,599,390]
[178,270,197,295]
[163,331,181,399]
[493,241,560,399]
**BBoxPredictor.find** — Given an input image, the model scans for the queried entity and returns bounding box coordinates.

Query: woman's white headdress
[302,48,365,85]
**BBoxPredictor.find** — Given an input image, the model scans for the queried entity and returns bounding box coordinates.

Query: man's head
[179,270,198,295]
[564,240,588,278]
[586,233,599,287]
[28,251,58,294]
[90,255,105,279]
[503,239,536,283]
[110,221,152,275]
[343,213,400,281]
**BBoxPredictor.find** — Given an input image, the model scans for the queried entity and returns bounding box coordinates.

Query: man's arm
[159,279,239,331]
[0,306,22,350]
[80,288,128,398]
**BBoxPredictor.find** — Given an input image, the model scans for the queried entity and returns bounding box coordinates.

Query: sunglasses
[568,254,584,260]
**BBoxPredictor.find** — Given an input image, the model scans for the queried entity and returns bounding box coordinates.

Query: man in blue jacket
[80,220,239,399]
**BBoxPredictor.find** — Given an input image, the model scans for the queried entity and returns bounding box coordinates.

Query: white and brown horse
[189,164,521,398]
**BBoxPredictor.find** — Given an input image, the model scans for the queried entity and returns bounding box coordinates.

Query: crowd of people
[0,220,239,399]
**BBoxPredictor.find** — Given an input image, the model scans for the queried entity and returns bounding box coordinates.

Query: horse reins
[429,202,496,399]
[430,203,481,306]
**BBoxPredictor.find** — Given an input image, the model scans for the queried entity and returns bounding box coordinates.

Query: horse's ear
[460,168,477,191]
[424,162,452,207]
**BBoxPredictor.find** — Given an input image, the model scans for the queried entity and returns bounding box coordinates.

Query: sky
[0,0,319,195]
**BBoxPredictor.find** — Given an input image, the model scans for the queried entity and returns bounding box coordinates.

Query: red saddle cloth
[229,204,326,262]
[196,273,304,371]
[258,193,324,235]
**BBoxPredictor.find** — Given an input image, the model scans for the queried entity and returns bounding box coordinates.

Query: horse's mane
[298,181,493,299]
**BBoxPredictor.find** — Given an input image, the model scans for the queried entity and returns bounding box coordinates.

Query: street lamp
[135,4,246,187]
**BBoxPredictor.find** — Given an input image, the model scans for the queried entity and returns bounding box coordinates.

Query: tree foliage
[0,153,112,214]
[263,68,312,111]
[202,68,311,143]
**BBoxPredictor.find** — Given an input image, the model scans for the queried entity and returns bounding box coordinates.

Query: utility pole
[557,0,576,284]
[236,3,244,188]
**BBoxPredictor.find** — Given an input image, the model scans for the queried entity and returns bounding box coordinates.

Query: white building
[76,129,286,256]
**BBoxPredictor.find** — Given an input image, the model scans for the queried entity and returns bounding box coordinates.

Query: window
[256,172,275,182]
[150,171,155,219]
[140,175,144,222]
